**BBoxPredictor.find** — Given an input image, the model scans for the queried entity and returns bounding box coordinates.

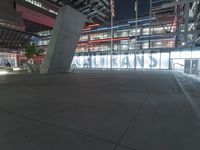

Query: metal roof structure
[42,0,110,23]
[151,0,200,47]
[0,27,38,48]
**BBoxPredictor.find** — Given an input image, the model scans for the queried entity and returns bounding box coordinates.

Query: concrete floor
[0,70,199,150]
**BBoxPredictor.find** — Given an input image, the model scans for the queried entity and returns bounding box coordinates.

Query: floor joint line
[112,93,151,150]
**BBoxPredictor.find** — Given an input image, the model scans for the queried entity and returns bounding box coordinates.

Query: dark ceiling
[44,0,110,23]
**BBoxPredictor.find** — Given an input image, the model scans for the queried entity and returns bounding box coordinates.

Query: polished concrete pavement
[0,70,199,150]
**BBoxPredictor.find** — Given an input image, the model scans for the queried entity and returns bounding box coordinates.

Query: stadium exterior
[0,0,200,75]
[38,25,200,74]
[37,0,200,74]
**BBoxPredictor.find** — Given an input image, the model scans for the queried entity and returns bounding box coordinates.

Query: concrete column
[41,5,86,74]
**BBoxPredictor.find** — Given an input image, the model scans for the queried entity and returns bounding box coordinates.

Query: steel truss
[150,0,200,48]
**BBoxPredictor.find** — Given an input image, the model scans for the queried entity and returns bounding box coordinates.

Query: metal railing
[189,68,200,79]
[173,63,200,80]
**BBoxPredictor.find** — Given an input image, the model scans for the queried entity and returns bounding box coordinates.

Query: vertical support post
[159,49,161,69]
[88,32,92,69]
[169,50,171,70]
[184,0,190,44]
[193,1,198,44]
[110,0,115,69]
[190,58,193,75]
[149,0,152,50]
[134,0,138,70]
[111,14,114,69]
[190,47,193,75]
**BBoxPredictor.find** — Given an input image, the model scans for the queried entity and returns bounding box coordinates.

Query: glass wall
[72,52,170,70]
[171,48,200,76]
[73,49,200,70]
[37,25,175,53]
[0,53,17,67]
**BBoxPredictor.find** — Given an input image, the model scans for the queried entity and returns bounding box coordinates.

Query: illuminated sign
[72,53,170,69]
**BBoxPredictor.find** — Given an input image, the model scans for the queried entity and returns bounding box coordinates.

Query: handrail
[173,62,200,79]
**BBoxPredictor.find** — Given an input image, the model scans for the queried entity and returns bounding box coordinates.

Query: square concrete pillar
[41,5,86,74]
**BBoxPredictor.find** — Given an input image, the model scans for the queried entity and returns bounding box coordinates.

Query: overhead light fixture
[182,42,186,46]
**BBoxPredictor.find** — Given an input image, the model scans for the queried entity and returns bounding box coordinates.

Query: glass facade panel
[128,54,135,68]
[171,51,181,59]
[143,53,152,69]
[161,53,170,69]
[192,51,200,58]
[172,59,184,72]
[136,53,143,69]
[72,50,200,71]
[0,53,17,67]
[152,53,161,69]
[121,54,130,68]
[112,55,121,68]
[180,51,191,58]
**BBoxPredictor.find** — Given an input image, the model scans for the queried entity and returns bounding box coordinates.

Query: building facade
[36,16,200,73]
[1,0,200,75]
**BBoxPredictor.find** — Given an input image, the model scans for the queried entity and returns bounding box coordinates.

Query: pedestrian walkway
[0,70,199,150]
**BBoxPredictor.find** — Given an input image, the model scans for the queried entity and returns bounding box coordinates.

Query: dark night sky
[115,0,150,21]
